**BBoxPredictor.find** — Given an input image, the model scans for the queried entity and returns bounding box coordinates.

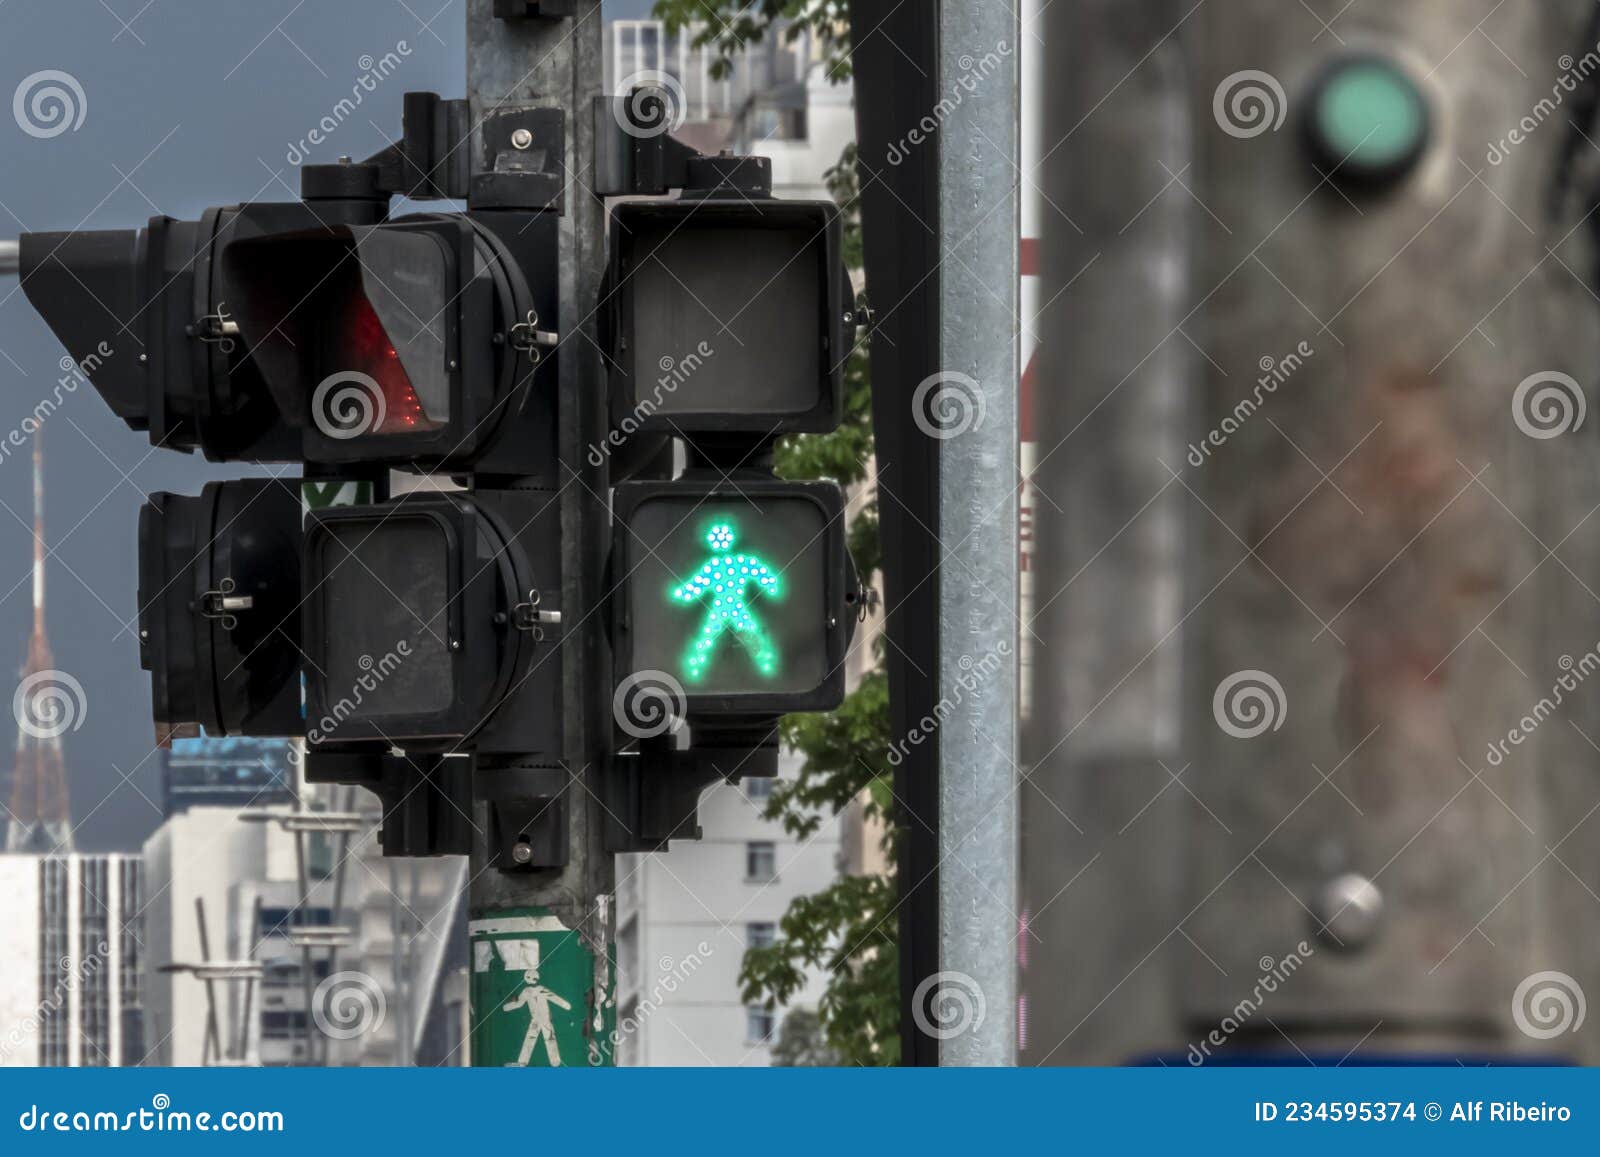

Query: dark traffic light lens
[623,492,832,699]
[307,515,454,724]
[630,223,820,414]
[606,200,846,437]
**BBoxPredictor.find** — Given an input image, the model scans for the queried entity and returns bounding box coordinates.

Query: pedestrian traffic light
[19,199,383,463]
[20,204,556,472]
[137,478,303,739]
[14,80,869,873]
[596,139,865,733]
[222,213,554,470]
[612,478,855,717]
[603,197,850,436]
[301,488,563,755]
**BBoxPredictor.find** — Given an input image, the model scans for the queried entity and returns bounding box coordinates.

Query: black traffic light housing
[301,488,563,755]
[20,199,388,463]
[222,213,553,471]
[137,478,303,739]
[589,86,868,819]
[19,91,563,475]
[602,197,851,438]
[611,476,855,719]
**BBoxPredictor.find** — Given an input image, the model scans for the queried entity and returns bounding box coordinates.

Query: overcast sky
[0,0,649,850]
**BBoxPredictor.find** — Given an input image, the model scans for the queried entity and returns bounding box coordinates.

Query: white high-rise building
[0,853,143,1067]
[730,52,856,202]
[614,755,845,1066]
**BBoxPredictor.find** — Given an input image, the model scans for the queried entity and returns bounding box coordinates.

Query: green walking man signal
[670,521,783,682]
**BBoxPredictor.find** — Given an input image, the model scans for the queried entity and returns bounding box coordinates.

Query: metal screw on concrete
[512,839,533,865]
[1312,872,1383,951]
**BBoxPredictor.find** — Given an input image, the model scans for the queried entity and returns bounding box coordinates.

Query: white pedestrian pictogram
[503,964,572,1067]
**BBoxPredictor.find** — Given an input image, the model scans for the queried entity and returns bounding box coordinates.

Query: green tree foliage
[652,1,853,80]
[770,1006,839,1066]
[650,1,897,1064]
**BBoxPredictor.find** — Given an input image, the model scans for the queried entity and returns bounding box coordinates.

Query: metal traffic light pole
[936,0,1021,1066]
[461,0,616,1068]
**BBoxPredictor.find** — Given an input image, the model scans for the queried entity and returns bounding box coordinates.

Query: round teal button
[1306,57,1430,184]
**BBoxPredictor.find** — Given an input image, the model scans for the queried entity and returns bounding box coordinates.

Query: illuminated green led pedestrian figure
[670,522,782,682]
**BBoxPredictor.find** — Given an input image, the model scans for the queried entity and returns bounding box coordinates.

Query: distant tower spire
[6,428,72,852]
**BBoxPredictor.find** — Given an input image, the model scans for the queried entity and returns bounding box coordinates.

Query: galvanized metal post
[1026,0,1600,1065]
[937,0,1021,1066]
[464,0,615,1068]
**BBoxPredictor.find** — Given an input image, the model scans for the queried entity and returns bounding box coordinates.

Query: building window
[746,922,777,949]
[746,1005,777,1045]
[259,1010,308,1041]
[744,776,774,802]
[745,841,776,882]
[258,906,333,937]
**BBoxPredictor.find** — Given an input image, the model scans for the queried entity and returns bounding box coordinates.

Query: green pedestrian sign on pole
[469,908,615,1068]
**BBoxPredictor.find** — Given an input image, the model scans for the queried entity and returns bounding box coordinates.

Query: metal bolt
[510,128,534,150]
[1311,872,1383,951]
[511,839,533,865]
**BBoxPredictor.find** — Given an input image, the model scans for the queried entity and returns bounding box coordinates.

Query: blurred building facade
[0,853,142,1067]
[161,737,295,816]
[140,783,467,1067]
